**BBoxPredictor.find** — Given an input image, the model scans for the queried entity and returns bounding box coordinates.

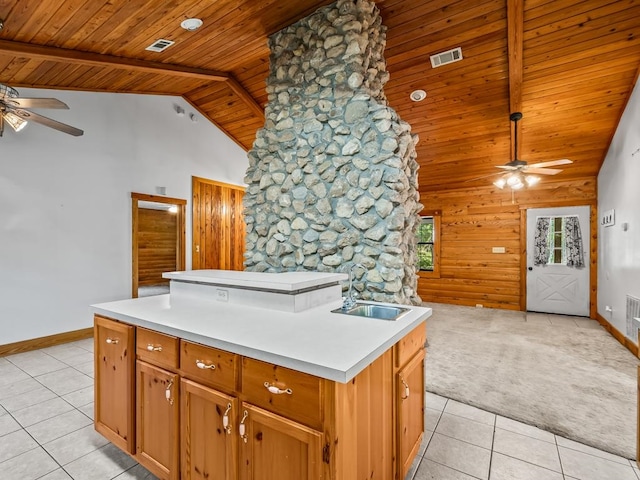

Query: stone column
[243,0,422,305]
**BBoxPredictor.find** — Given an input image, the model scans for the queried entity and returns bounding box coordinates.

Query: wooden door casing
[181,378,238,480]
[239,403,323,480]
[136,361,179,480]
[94,316,135,454]
[192,176,245,271]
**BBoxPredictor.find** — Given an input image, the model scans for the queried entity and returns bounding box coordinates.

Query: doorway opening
[131,192,186,298]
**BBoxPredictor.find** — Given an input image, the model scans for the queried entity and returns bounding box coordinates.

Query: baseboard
[596,313,639,357]
[0,328,94,357]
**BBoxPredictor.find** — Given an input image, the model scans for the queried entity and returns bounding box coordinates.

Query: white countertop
[91,295,430,383]
[162,270,348,292]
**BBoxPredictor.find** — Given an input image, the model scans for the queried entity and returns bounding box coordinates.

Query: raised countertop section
[162,270,348,292]
[91,295,430,383]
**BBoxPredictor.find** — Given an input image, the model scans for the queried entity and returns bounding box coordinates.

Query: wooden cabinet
[239,403,323,480]
[136,361,179,480]
[180,378,238,480]
[94,315,135,454]
[397,350,425,479]
[95,314,426,480]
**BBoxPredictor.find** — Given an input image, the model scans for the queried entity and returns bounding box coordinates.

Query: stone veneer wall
[243,0,422,304]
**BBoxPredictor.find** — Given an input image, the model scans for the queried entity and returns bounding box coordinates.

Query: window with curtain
[534,215,584,267]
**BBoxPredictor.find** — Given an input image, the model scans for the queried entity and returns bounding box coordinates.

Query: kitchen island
[92,270,431,480]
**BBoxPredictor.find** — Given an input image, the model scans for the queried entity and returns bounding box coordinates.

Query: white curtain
[533,217,550,266]
[564,216,585,268]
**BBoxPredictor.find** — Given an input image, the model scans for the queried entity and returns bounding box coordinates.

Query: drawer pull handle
[264,382,292,395]
[105,337,119,345]
[195,360,216,370]
[222,403,232,435]
[239,410,248,443]
[401,378,410,400]
[165,379,174,405]
[146,344,163,352]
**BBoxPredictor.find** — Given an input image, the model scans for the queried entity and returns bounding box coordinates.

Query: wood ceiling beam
[507,0,523,115]
[0,39,230,81]
[0,39,264,122]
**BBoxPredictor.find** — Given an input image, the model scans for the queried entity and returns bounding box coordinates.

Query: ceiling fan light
[511,181,524,190]
[506,174,521,186]
[4,111,28,132]
[493,178,506,189]
[525,175,540,186]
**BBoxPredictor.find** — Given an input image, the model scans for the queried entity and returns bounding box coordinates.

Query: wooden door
[136,361,179,480]
[94,315,135,453]
[181,378,238,480]
[239,403,323,480]
[397,350,425,480]
[526,206,590,316]
[192,176,245,271]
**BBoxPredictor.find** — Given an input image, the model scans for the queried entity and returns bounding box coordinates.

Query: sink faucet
[342,263,365,310]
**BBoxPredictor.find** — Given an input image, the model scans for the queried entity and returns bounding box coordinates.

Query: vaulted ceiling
[1,0,639,193]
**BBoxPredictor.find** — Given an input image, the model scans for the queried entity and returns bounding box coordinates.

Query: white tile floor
[1,339,638,480]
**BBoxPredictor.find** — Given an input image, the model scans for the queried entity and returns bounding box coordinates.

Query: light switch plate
[492,246,506,253]
[601,209,615,227]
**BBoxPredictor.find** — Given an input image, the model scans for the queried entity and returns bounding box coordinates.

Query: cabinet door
[181,378,238,480]
[136,361,179,480]
[94,315,135,453]
[397,349,425,479]
[239,403,323,480]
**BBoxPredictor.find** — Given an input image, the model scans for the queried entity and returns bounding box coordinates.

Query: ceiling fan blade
[495,165,518,170]
[522,167,563,175]
[13,109,83,136]
[526,159,572,169]
[464,171,504,182]
[4,97,70,109]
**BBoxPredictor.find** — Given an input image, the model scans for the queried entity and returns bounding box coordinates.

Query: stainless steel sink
[332,302,410,321]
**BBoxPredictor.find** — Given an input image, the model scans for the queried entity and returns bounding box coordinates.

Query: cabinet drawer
[136,328,179,369]
[180,341,238,391]
[241,357,322,429]
[395,323,426,368]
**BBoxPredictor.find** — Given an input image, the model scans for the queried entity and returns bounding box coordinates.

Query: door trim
[131,192,186,298]
[519,203,597,318]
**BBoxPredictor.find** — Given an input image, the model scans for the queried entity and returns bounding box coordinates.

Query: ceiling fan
[492,112,572,189]
[0,83,84,137]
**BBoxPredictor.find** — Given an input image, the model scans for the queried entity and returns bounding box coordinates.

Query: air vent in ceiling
[145,39,175,52]
[430,47,463,68]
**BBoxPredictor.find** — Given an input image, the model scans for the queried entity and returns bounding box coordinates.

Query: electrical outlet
[492,247,506,254]
[476,304,483,308]
[216,289,229,302]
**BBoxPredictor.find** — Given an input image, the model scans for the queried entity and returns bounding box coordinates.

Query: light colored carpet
[424,302,639,459]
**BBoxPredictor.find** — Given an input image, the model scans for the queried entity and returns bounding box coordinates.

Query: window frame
[417,210,441,279]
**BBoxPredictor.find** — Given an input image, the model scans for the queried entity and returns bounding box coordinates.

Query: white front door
[526,206,590,316]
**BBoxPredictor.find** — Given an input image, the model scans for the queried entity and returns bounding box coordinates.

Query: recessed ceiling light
[181,18,203,31]
[410,90,427,102]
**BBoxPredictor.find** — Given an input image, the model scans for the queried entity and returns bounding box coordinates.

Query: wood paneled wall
[137,208,178,286]
[192,177,245,271]
[418,177,597,314]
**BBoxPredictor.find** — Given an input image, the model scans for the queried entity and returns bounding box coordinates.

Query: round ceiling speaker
[180,18,203,31]
[410,89,427,102]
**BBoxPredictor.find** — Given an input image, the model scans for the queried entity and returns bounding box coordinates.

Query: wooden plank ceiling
[1,0,639,193]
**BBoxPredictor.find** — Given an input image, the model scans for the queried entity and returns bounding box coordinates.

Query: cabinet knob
[165,379,174,405]
[146,344,163,352]
[264,382,293,395]
[222,403,232,435]
[195,360,216,370]
[400,378,410,400]
[239,410,249,443]
[105,337,119,345]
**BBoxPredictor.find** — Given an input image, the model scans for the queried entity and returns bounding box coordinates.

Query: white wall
[597,78,640,339]
[0,88,249,344]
